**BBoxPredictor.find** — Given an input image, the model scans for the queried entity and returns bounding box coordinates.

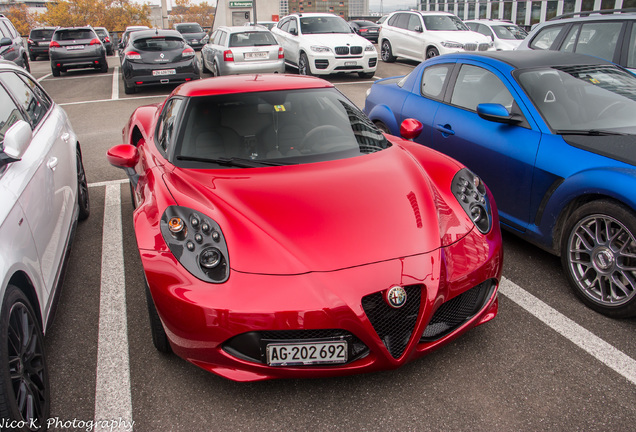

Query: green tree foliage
[4,4,39,36]
[37,0,151,31]
[171,0,215,28]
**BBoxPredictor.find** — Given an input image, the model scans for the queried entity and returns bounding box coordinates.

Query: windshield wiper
[555,129,630,136]
[176,155,289,167]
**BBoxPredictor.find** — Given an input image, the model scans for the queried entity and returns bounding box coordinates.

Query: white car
[379,11,494,62]
[465,19,528,51]
[270,13,377,78]
[0,60,89,427]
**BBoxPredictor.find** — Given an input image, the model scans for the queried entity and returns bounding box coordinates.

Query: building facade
[420,0,636,28]
[286,0,350,18]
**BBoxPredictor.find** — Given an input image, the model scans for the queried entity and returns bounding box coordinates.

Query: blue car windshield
[517,65,636,133]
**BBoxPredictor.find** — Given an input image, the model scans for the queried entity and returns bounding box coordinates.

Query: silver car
[201,26,285,76]
[0,60,89,427]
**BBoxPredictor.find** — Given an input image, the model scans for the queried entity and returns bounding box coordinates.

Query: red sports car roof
[172,74,334,98]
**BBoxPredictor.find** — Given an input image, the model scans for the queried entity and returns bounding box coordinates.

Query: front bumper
[307,51,377,75]
[142,225,502,382]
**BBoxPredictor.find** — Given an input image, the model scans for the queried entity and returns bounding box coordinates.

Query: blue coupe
[364,50,636,318]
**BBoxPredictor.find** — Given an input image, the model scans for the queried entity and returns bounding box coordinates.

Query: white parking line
[499,278,636,385]
[95,183,133,430]
[112,66,119,100]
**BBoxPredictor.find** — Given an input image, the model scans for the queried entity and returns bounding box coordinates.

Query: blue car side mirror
[477,103,523,124]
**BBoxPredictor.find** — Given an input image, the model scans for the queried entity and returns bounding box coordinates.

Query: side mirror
[400,118,423,140]
[290,28,298,36]
[0,37,12,47]
[477,103,523,124]
[414,26,423,33]
[107,144,140,187]
[1,120,32,166]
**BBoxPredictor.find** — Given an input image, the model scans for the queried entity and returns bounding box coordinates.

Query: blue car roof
[440,51,616,70]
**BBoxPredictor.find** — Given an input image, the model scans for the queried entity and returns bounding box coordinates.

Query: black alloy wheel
[426,47,439,59]
[381,40,396,62]
[0,285,50,431]
[298,53,313,76]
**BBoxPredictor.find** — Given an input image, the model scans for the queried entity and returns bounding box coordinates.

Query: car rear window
[228,32,277,47]
[133,37,185,51]
[30,29,54,39]
[54,30,95,41]
[177,24,203,33]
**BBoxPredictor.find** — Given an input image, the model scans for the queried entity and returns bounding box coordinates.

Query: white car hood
[301,32,371,47]
[495,39,523,50]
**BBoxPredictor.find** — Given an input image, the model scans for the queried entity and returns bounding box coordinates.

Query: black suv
[28,27,56,61]
[0,14,29,71]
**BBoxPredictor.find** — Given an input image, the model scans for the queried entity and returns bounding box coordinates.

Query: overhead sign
[229,1,252,7]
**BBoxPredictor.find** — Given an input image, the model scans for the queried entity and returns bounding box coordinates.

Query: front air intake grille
[369,58,377,68]
[361,285,422,359]
[478,43,490,51]
[335,46,350,55]
[350,46,363,55]
[420,280,495,342]
[464,43,477,51]
[223,329,368,365]
[314,59,329,69]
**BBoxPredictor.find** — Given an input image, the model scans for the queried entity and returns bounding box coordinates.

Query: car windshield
[177,24,203,33]
[229,31,277,47]
[517,64,636,133]
[423,15,470,31]
[133,37,184,51]
[175,88,390,167]
[95,29,108,37]
[300,16,352,34]
[492,24,528,40]
[31,29,54,39]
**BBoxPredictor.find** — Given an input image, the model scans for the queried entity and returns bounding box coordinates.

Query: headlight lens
[365,44,376,52]
[452,169,492,234]
[310,45,332,53]
[441,41,463,49]
[160,206,230,283]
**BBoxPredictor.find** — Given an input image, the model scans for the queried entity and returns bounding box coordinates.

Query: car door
[401,61,542,231]
[0,21,18,64]
[0,71,75,293]
[404,13,425,60]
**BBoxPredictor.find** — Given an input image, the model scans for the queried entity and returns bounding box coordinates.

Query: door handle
[435,124,455,137]
[61,132,70,143]
[47,157,58,171]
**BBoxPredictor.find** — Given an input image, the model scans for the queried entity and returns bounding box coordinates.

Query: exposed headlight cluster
[310,45,332,53]
[452,169,492,234]
[365,44,376,52]
[201,34,209,44]
[441,41,464,49]
[160,206,229,283]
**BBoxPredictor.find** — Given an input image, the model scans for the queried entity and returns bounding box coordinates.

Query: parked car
[94,27,114,56]
[348,20,381,43]
[379,10,494,62]
[0,60,89,428]
[364,50,636,317]
[27,26,56,60]
[271,13,377,78]
[49,26,108,77]
[201,26,284,76]
[117,25,150,58]
[516,8,636,72]
[174,22,208,50]
[0,14,29,72]
[244,21,278,30]
[465,19,528,50]
[120,29,200,94]
[106,73,503,382]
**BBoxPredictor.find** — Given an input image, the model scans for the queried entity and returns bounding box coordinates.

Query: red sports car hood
[163,146,473,275]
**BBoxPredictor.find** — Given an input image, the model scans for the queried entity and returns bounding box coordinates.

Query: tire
[298,53,313,76]
[22,56,30,73]
[29,53,36,61]
[426,47,439,60]
[51,66,60,77]
[381,40,396,63]
[145,284,171,353]
[123,79,136,95]
[211,61,220,77]
[201,57,209,73]
[358,72,374,79]
[561,200,636,318]
[99,60,108,73]
[374,120,391,134]
[76,147,90,221]
[0,285,50,430]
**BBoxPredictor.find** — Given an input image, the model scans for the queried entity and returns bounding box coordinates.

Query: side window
[628,22,636,69]
[0,23,9,39]
[387,14,399,27]
[571,22,622,62]
[219,31,227,46]
[407,14,421,32]
[420,64,451,99]
[529,24,565,50]
[5,20,18,38]
[0,72,50,130]
[477,24,493,38]
[561,25,580,52]
[289,18,298,34]
[451,65,514,111]
[279,19,289,32]
[0,84,26,144]
[395,14,409,30]
[156,98,183,153]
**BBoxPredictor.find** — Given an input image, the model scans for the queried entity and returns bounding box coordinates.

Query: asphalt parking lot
[28,54,636,432]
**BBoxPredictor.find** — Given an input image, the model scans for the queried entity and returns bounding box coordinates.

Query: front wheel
[298,53,313,76]
[426,47,439,60]
[381,40,396,63]
[561,200,636,318]
[0,285,50,430]
[145,284,171,353]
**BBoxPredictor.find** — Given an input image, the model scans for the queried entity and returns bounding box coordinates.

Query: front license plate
[152,69,176,76]
[244,51,268,59]
[267,341,347,366]
[67,45,84,50]
[345,61,357,66]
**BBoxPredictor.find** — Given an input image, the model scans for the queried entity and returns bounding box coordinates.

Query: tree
[38,0,151,31]
[171,0,215,28]
[4,4,39,36]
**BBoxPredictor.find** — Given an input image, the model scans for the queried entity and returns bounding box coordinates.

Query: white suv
[271,13,377,78]
[0,60,89,427]
[379,11,494,62]
[464,19,528,51]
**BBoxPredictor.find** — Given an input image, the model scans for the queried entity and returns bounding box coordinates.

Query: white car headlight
[441,41,464,49]
[310,45,332,53]
[365,44,376,52]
